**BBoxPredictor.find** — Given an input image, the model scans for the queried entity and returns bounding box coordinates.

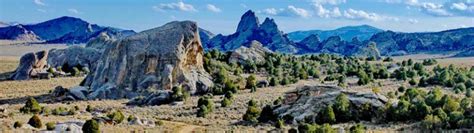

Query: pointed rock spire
[236,10,260,33]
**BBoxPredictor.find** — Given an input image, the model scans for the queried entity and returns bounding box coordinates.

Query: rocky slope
[205,10,297,53]
[80,21,213,103]
[288,25,382,42]
[199,28,215,45]
[0,16,136,43]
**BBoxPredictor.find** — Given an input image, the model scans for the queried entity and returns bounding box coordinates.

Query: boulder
[273,85,388,123]
[68,86,89,100]
[228,40,271,65]
[10,50,49,80]
[81,21,213,103]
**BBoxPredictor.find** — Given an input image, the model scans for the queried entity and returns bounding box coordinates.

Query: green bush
[275,119,284,129]
[197,105,209,117]
[454,83,466,93]
[258,105,275,123]
[46,122,56,130]
[269,77,279,86]
[246,74,257,92]
[318,106,336,124]
[28,115,42,129]
[409,78,418,86]
[13,121,22,128]
[443,97,460,113]
[243,99,261,123]
[171,86,185,101]
[333,94,350,122]
[221,97,232,107]
[422,114,442,129]
[127,115,137,122]
[86,105,94,112]
[20,97,42,114]
[349,123,366,133]
[107,110,125,124]
[72,67,80,76]
[82,119,100,133]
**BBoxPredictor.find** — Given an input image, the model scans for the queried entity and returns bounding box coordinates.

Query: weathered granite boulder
[228,40,272,65]
[81,21,213,102]
[353,41,382,59]
[273,85,388,123]
[10,50,49,80]
[10,45,101,80]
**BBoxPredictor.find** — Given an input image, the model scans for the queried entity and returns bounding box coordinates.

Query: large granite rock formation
[81,21,213,101]
[205,10,297,53]
[273,85,388,123]
[228,40,272,65]
[10,46,102,80]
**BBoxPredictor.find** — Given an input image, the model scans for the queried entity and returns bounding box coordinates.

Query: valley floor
[0,41,472,132]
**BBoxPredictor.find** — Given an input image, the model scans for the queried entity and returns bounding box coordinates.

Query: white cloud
[153,2,197,12]
[287,6,312,18]
[314,4,341,18]
[33,0,45,6]
[206,4,221,13]
[312,4,397,21]
[408,19,418,24]
[68,8,80,14]
[385,0,474,17]
[343,9,381,21]
[312,0,346,5]
[259,5,311,18]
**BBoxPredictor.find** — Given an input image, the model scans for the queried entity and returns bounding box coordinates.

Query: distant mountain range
[288,25,383,42]
[203,10,474,57]
[1,12,473,57]
[0,16,136,44]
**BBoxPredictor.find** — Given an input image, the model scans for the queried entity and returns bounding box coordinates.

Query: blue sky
[0,0,473,34]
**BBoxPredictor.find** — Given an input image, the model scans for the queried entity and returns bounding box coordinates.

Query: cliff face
[82,21,213,100]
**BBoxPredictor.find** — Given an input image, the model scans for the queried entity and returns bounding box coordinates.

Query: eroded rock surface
[82,21,213,102]
[228,40,272,65]
[273,85,388,123]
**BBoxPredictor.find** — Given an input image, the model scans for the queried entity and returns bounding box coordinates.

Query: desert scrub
[107,110,125,124]
[242,99,261,123]
[82,119,99,133]
[28,114,42,129]
[197,95,214,117]
[46,122,56,130]
[13,121,23,128]
[20,97,41,114]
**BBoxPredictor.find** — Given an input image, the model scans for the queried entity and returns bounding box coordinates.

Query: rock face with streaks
[228,40,272,65]
[273,85,388,123]
[81,21,213,102]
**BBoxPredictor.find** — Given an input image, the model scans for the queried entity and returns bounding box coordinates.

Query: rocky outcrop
[81,21,213,102]
[10,46,101,80]
[205,10,297,53]
[353,42,382,59]
[0,16,135,44]
[273,85,388,123]
[228,40,272,65]
[10,50,49,80]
